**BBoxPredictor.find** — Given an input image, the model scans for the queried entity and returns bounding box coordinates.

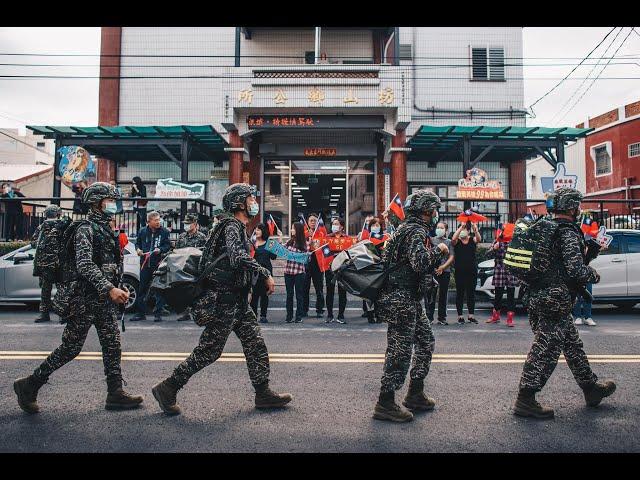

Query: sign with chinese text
[540,163,578,194]
[304,148,337,157]
[456,167,504,200]
[247,115,384,130]
[154,178,205,199]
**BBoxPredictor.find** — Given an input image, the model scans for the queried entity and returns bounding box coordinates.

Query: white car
[0,241,141,312]
[476,229,640,311]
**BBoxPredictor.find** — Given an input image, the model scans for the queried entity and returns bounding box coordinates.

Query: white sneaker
[584,317,597,326]
[574,317,584,325]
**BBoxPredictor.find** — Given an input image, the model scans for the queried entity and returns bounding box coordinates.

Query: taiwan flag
[581,216,599,238]
[388,193,405,221]
[314,243,335,273]
[312,215,327,240]
[360,219,370,240]
[369,231,390,246]
[457,209,488,224]
[267,214,277,236]
[298,213,310,237]
[495,223,515,242]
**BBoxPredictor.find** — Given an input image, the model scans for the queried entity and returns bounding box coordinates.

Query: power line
[528,27,617,113]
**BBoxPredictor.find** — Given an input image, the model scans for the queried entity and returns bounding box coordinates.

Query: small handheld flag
[312,214,328,240]
[314,243,335,273]
[387,193,405,221]
[457,209,488,224]
[369,231,390,246]
[580,216,599,238]
[360,219,370,240]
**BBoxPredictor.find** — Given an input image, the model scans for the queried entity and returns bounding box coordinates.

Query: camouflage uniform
[518,217,599,392]
[168,215,272,389]
[31,206,65,316]
[176,224,206,249]
[376,216,443,393]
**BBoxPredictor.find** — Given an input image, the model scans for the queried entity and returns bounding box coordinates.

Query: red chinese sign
[326,236,355,252]
[456,167,504,200]
[248,116,316,128]
[304,148,337,157]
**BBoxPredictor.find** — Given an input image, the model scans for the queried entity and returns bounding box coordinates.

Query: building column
[97,27,122,183]
[228,130,244,185]
[247,140,261,232]
[508,159,527,221]
[391,129,407,200]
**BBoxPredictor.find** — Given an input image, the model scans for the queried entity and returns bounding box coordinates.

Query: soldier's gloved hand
[109,287,130,305]
[437,242,449,256]
[265,276,276,296]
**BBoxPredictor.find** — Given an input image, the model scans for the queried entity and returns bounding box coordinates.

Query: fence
[0,197,216,242]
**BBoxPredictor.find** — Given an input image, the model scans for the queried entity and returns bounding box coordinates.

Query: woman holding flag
[251,223,278,324]
[283,222,310,324]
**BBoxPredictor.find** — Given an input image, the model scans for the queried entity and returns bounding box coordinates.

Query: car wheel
[121,276,139,313]
[614,301,638,312]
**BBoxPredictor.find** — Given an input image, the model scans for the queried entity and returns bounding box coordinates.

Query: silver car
[0,242,141,312]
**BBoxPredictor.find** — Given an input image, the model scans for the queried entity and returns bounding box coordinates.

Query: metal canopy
[408,125,593,168]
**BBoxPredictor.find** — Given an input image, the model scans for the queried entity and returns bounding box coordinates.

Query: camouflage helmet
[547,187,583,213]
[44,204,62,219]
[222,183,255,213]
[404,190,442,217]
[183,213,198,224]
[81,181,120,205]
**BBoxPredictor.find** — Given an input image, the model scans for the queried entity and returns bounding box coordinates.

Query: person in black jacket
[130,176,148,235]
[251,223,277,323]
[130,211,171,322]
[2,182,26,240]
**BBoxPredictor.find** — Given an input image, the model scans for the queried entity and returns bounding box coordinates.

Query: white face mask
[459,230,469,240]
[435,228,446,238]
[331,225,341,234]
[370,226,381,234]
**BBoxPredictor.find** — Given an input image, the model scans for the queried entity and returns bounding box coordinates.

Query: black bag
[149,247,227,313]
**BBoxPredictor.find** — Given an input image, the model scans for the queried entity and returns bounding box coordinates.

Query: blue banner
[265,239,310,265]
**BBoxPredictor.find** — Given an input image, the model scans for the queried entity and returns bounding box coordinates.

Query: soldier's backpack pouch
[149,247,228,313]
[505,216,559,285]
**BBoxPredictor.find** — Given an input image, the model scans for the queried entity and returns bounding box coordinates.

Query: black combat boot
[373,390,414,422]
[254,382,292,409]
[14,375,47,414]
[513,389,554,419]
[583,380,616,407]
[105,377,144,410]
[403,379,436,412]
[151,378,182,416]
[34,312,51,323]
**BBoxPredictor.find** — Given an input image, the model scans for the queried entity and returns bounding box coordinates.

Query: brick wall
[588,108,619,129]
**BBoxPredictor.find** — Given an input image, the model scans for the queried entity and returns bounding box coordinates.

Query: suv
[476,229,640,311]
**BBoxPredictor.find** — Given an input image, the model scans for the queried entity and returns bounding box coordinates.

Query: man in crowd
[373,190,448,423]
[302,213,325,318]
[514,187,616,419]
[175,213,207,322]
[14,182,143,413]
[130,211,171,323]
[151,183,292,415]
[2,182,26,240]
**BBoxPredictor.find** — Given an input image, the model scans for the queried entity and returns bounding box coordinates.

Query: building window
[470,46,505,81]
[36,142,46,148]
[594,145,612,176]
[629,142,640,158]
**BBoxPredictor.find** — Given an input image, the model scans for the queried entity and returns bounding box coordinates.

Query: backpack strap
[196,251,229,282]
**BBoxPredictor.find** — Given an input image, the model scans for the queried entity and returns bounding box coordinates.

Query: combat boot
[254,382,292,409]
[14,375,47,414]
[506,311,515,328]
[373,390,414,423]
[151,378,182,415]
[583,380,616,407]
[486,308,500,324]
[402,379,436,412]
[513,389,554,419]
[34,312,51,323]
[105,377,144,410]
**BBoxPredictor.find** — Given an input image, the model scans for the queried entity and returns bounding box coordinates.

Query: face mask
[331,225,341,234]
[432,211,439,225]
[370,226,381,234]
[459,230,469,240]
[248,203,259,217]
[435,228,446,238]
[103,202,117,215]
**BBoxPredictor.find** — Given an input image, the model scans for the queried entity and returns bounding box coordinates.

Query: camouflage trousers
[169,289,270,389]
[376,289,435,393]
[38,276,54,314]
[519,290,597,392]
[33,298,122,383]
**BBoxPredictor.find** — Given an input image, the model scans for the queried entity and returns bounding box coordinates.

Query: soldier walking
[373,190,448,422]
[175,213,207,322]
[514,187,616,419]
[13,182,143,414]
[151,183,292,415]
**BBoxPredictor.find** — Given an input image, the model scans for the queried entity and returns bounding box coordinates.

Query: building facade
[99,27,526,235]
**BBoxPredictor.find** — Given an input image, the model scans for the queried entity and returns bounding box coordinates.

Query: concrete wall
[0,129,55,166]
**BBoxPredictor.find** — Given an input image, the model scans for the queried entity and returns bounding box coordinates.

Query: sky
[0,27,639,133]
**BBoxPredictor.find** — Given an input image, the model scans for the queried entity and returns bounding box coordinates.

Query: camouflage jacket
[176,230,207,249]
[199,216,270,292]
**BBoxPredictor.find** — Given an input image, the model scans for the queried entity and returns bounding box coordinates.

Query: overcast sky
[0,27,639,134]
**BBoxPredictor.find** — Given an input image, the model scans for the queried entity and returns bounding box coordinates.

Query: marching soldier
[151,183,292,415]
[175,213,207,322]
[14,182,143,414]
[373,190,448,422]
[514,187,616,419]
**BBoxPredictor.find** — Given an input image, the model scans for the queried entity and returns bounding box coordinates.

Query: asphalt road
[1,304,638,453]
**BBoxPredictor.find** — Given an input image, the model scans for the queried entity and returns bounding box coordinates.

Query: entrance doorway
[263,159,375,236]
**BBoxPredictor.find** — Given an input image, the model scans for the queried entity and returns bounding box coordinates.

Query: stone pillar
[508,159,527,221]
[391,129,408,200]
[228,130,244,185]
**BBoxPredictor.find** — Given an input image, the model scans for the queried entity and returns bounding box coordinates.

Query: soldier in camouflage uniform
[175,213,207,322]
[151,183,292,415]
[31,205,63,323]
[13,182,144,414]
[373,190,448,423]
[514,187,616,419]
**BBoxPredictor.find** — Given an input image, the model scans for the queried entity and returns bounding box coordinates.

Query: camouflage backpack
[32,217,73,278]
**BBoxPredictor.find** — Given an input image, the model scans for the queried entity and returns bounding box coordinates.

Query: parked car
[476,229,640,311]
[0,242,141,312]
[603,216,639,231]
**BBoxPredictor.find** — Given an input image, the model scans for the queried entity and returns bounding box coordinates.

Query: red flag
[360,219,370,240]
[312,215,327,240]
[369,231,390,246]
[581,217,599,238]
[267,215,276,236]
[495,223,515,242]
[314,243,335,273]
[457,209,488,224]
[387,194,405,221]
[118,231,129,253]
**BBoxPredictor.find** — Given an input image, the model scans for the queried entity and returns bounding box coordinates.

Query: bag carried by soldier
[32,216,72,278]
[148,247,228,313]
[504,216,557,285]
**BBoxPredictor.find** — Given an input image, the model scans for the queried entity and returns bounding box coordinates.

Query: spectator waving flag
[388,193,405,221]
[457,209,488,224]
[580,216,599,238]
[314,243,335,273]
[312,214,327,240]
[370,231,390,246]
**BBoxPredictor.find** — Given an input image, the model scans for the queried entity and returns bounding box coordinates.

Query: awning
[408,125,593,167]
[26,125,228,164]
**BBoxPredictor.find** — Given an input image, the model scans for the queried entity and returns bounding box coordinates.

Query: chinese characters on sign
[274,89,288,105]
[343,89,359,104]
[378,87,394,105]
[304,148,337,157]
[248,116,316,128]
[308,87,325,104]
[456,167,505,199]
[238,89,253,104]
[540,163,578,194]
